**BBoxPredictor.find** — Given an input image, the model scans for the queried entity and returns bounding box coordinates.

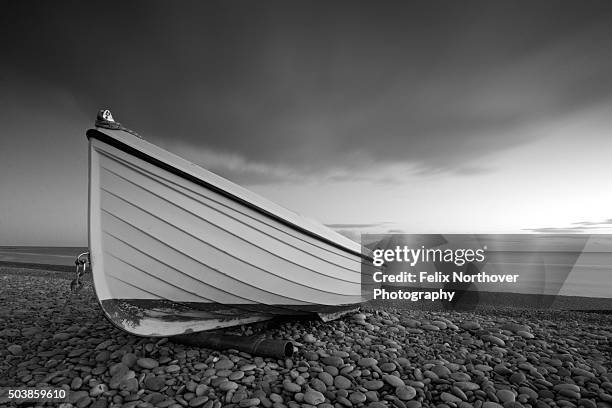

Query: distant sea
[0,246,87,271]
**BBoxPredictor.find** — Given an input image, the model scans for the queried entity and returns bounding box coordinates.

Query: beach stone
[69,348,88,357]
[557,389,581,399]
[321,356,344,368]
[119,377,139,392]
[500,323,530,333]
[335,375,352,389]
[350,391,367,404]
[0,328,20,337]
[121,353,137,367]
[54,332,72,341]
[451,386,468,401]
[455,382,479,391]
[318,372,334,386]
[450,372,471,382]
[195,384,208,396]
[229,370,245,381]
[240,364,257,371]
[109,369,135,389]
[302,334,316,343]
[70,391,90,404]
[497,390,516,403]
[21,326,40,336]
[189,396,209,407]
[380,362,397,372]
[271,396,285,407]
[577,399,596,408]
[77,397,93,408]
[553,384,581,393]
[396,358,411,368]
[406,328,424,334]
[215,359,234,370]
[71,376,83,390]
[432,320,448,330]
[396,385,417,401]
[423,370,439,381]
[475,364,493,372]
[89,384,108,397]
[148,393,166,404]
[539,390,555,400]
[432,365,451,378]
[494,364,513,376]
[283,382,301,393]
[358,357,378,368]
[166,364,181,373]
[309,378,327,393]
[510,372,526,384]
[572,368,594,378]
[402,318,420,328]
[364,380,384,391]
[219,381,238,392]
[383,374,404,388]
[441,392,462,403]
[95,350,111,362]
[216,368,233,377]
[7,345,23,355]
[518,387,538,401]
[137,358,159,369]
[483,335,505,347]
[90,399,108,408]
[303,390,325,405]
[145,375,166,391]
[238,389,254,403]
[482,403,504,408]
[304,351,319,361]
[239,398,261,407]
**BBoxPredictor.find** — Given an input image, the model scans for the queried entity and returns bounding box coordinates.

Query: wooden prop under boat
[87,110,377,337]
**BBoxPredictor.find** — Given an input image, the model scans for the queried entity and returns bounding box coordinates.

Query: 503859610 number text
[0,387,69,403]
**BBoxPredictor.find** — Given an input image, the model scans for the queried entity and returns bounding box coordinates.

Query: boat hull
[88,129,373,336]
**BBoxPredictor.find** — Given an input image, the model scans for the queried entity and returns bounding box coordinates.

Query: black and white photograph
[1,1,611,407]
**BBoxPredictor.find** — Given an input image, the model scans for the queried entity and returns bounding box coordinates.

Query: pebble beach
[1,266,611,408]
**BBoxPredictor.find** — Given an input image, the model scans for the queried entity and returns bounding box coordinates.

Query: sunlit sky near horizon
[1,1,612,246]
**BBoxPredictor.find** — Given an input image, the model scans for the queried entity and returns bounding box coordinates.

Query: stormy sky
[1,0,612,245]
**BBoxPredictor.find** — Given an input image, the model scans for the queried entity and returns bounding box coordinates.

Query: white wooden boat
[87,110,376,337]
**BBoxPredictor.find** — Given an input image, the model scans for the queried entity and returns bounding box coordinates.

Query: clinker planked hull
[88,125,373,336]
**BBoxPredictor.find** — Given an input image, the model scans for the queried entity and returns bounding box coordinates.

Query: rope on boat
[63,252,90,311]
[70,252,90,292]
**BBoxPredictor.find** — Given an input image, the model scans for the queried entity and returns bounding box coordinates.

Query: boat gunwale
[87,128,373,262]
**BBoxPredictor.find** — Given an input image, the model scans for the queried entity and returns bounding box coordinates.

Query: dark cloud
[326,223,388,229]
[525,227,587,233]
[3,1,612,177]
[572,218,612,226]
[524,218,612,233]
